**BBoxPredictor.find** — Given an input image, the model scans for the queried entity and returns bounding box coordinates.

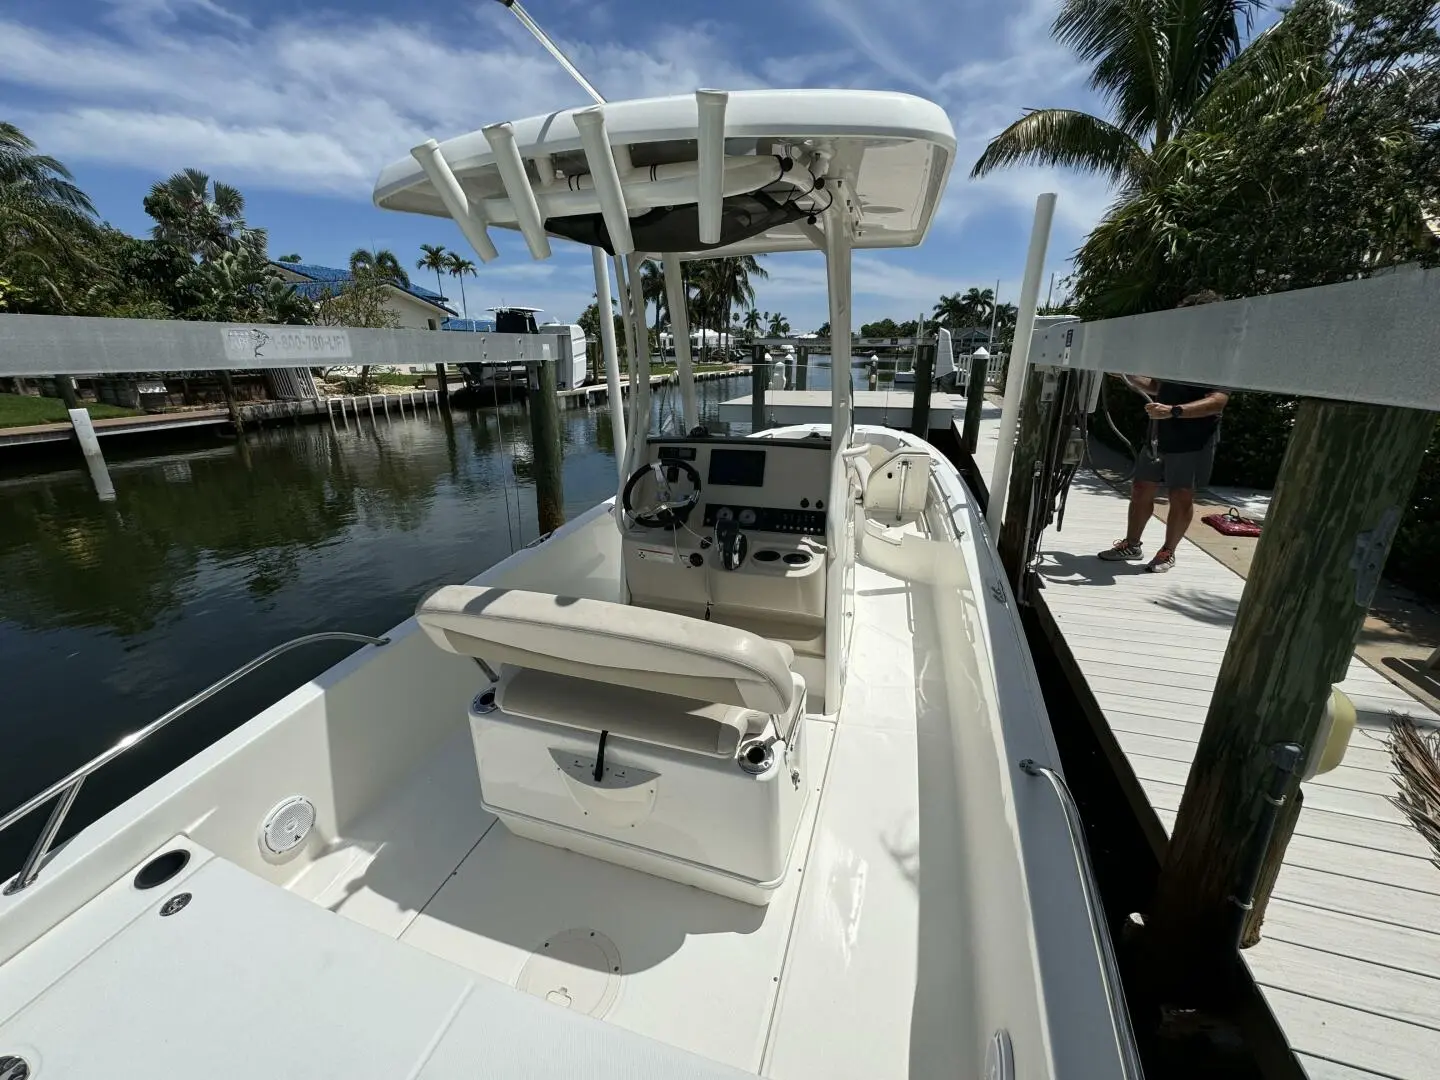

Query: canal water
[0,361,861,871]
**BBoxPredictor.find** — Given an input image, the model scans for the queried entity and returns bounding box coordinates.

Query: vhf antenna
[493,0,607,105]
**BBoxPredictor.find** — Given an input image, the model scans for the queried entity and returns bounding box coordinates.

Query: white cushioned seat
[416,585,796,714]
[416,585,813,904]
[497,666,804,757]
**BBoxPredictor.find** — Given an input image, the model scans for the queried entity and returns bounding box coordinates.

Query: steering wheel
[622,460,702,530]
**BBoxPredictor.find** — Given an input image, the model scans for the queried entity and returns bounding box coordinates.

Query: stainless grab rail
[1,631,390,895]
[1018,758,1146,1080]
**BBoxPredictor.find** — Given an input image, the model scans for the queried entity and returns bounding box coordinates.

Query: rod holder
[411,139,500,264]
[574,107,635,257]
[483,122,552,260]
[695,89,729,245]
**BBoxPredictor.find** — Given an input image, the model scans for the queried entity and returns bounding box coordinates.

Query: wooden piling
[218,371,244,434]
[909,343,936,437]
[68,407,116,501]
[435,364,450,411]
[528,351,566,535]
[795,347,808,391]
[56,375,81,412]
[751,345,767,431]
[1145,398,1437,999]
[962,352,988,455]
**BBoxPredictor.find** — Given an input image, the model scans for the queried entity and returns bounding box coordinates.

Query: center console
[622,437,832,652]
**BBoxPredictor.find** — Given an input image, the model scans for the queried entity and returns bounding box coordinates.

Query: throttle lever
[715,516,748,571]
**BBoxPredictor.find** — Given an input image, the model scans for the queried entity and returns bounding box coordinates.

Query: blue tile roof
[271,262,455,313]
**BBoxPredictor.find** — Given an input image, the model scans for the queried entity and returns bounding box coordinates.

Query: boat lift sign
[222,327,353,363]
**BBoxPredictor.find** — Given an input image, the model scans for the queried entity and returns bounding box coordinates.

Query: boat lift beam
[1027,264,1440,412]
[0,316,555,376]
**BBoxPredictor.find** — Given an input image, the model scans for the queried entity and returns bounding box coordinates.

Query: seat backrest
[416,585,795,714]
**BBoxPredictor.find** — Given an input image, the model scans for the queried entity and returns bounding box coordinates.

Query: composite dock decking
[968,405,1440,1080]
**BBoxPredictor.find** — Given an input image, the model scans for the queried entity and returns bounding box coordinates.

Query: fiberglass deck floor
[967,406,1440,1080]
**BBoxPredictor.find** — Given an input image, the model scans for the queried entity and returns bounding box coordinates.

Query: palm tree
[416,243,448,300]
[932,292,966,328]
[743,307,762,340]
[640,260,666,352]
[716,256,767,355]
[970,0,1324,190]
[144,168,264,260]
[0,123,97,309]
[961,286,994,325]
[444,251,477,319]
[351,248,409,288]
[766,311,791,337]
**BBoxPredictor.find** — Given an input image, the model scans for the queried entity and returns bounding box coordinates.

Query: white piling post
[368,395,377,425]
[68,408,116,501]
[384,394,392,422]
[327,398,337,433]
[988,193,1056,530]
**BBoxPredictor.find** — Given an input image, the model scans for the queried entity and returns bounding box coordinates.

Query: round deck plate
[517,929,622,1018]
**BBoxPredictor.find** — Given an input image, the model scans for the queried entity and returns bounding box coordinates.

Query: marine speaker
[260,795,316,856]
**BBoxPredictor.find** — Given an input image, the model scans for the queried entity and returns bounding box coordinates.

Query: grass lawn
[0,393,139,429]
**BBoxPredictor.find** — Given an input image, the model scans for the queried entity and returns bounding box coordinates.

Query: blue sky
[2,0,1123,329]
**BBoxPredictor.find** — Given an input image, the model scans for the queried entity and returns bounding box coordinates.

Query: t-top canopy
[373,89,955,262]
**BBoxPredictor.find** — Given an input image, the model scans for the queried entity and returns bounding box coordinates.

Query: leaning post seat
[415,586,811,905]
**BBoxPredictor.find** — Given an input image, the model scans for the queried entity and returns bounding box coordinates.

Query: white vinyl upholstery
[498,667,804,757]
[416,586,796,714]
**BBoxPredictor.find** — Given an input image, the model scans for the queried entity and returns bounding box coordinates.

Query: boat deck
[285,560,928,1078]
[967,405,1440,1080]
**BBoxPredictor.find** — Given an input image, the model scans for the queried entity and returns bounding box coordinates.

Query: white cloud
[0,0,1118,329]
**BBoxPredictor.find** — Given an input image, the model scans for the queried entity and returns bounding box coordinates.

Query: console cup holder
[753,550,781,562]
[782,552,812,566]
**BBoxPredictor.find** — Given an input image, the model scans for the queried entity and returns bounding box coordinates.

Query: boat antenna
[493,0,607,105]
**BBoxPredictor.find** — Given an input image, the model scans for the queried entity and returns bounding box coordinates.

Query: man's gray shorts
[1135,442,1215,490]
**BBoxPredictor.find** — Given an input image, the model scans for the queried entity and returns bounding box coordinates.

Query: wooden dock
[967,405,1440,1080]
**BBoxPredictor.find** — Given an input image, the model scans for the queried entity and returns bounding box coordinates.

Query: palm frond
[1388,712,1440,870]
[971,108,1145,183]
[1165,0,1262,132]
[1193,0,1335,130]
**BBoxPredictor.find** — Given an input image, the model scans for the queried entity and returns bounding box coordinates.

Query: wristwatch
[1170,404,1184,419]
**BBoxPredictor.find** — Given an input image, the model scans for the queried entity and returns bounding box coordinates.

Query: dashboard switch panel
[703,504,826,536]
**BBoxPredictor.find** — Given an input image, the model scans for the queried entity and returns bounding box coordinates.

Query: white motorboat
[0,20,1139,1079]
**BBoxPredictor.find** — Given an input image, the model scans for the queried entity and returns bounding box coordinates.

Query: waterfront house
[268,262,456,329]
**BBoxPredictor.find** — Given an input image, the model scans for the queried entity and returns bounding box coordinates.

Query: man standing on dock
[1098,291,1230,573]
